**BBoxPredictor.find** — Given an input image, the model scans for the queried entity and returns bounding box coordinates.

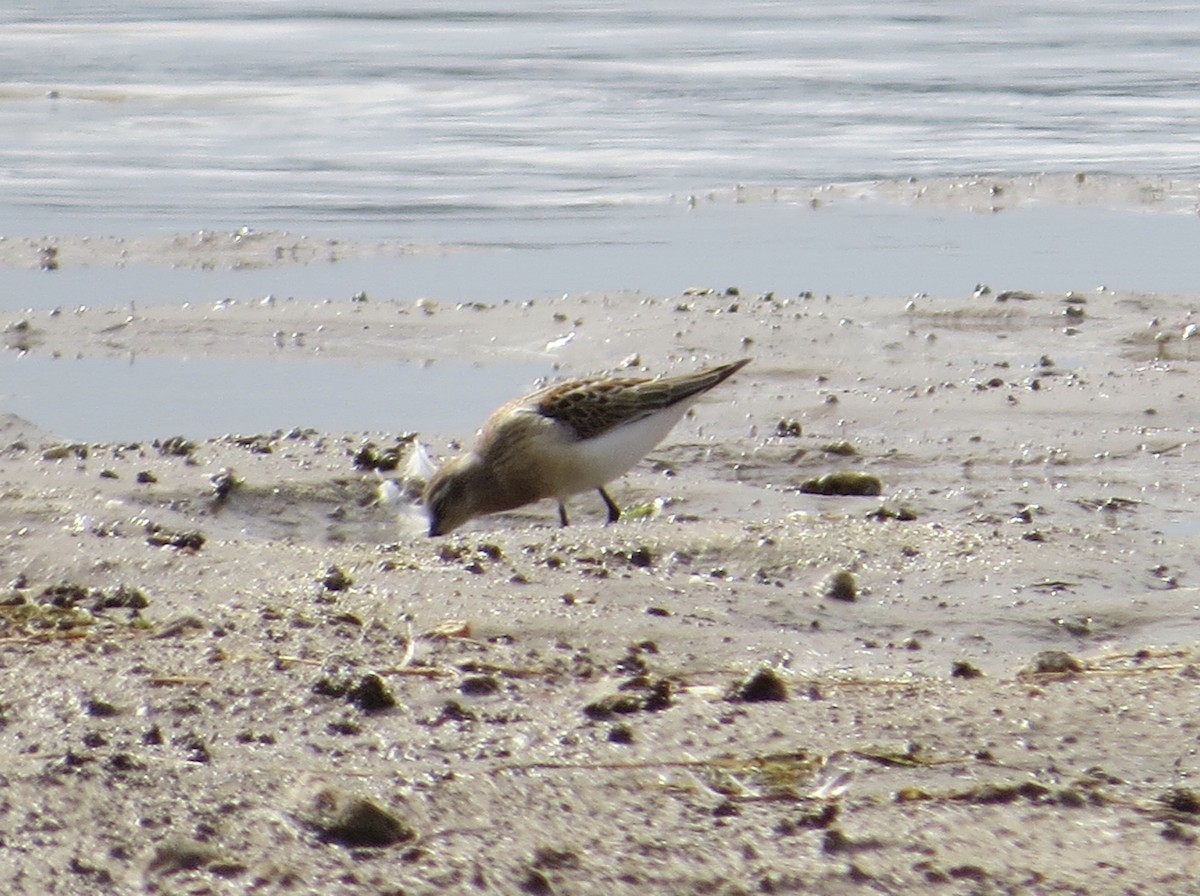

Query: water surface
[3,2,1199,238]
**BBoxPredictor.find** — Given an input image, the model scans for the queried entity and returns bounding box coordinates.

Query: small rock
[824,570,858,602]
[729,668,788,702]
[1053,616,1092,637]
[314,661,396,712]
[92,584,150,612]
[1160,787,1200,814]
[352,441,404,472]
[1162,821,1198,844]
[608,723,634,744]
[822,829,852,854]
[40,583,90,607]
[155,435,196,457]
[712,799,739,817]
[348,673,397,713]
[146,525,205,550]
[41,443,87,461]
[322,565,353,592]
[1030,650,1084,675]
[436,700,477,723]
[583,694,641,720]
[327,717,362,736]
[153,615,205,638]
[866,505,918,522]
[950,661,984,680]
[299,788,415,848]
[627,546,653,568]
[821,440,858,457]
[145,838,219,876]
[460,675,501,697]
[173,731,212,763]
[775,418,802,438]
[584,678,671,718]
[209,467,240,501]
[519,869,554,895]
[313,658,358,698]
[477,542,504,561]
[799,471,883,497]
[532,846,581,871]
[84,697,121,718]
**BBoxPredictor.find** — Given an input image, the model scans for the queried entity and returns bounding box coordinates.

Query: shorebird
[424,358,750,535]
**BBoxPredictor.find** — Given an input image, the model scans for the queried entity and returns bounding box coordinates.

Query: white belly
[549,403,691,498]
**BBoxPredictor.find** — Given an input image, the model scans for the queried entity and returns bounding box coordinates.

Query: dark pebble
[950,660,984,679]
[146,526,205,550]
[520,869,554,895]
[729,668,788,702]
[460,675,501,697]
[322,565,353,592]
[348,673,397,712]
[775,418,802,438]
[1161,787,1200,814]
[627,546,653,568]
[301,788,415,848]
[146,838,218,875]
[155,436,196,457]
[608,723,634,744]
[799,471,883,497]
[84,698,121,718]
[824,570,858,602]
[1030,650,1084,675]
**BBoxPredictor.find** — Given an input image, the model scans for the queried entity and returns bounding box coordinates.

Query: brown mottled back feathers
[531,358,750,441]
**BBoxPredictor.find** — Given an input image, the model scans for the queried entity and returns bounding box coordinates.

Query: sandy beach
[8,0,1200,886]
[2,217,1199,895]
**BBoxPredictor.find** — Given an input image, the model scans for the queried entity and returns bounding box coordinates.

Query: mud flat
[1,220,1200,892]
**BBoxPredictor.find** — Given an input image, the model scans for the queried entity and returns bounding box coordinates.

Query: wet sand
[2,188,1200,892]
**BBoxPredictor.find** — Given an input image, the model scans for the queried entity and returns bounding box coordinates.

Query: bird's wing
[533,358,750,441]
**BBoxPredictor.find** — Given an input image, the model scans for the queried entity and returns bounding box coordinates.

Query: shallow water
[0,352,544,444]
[4,2,1200,238]
[4,3,1200,444]
[4,201,1200,316]
[3,197,1200,441]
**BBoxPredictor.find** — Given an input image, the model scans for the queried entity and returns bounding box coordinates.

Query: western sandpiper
[424,358,750,535]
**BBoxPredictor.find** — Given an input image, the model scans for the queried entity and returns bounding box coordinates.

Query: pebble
[729,667,788,702]
[1029,650,1084,675]
[824,570,858,602]
[299,788,415,848]
[800,471,883,497]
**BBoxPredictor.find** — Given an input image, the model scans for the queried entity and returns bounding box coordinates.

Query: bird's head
[423,454,486,537]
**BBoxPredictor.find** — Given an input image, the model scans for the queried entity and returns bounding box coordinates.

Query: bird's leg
[598,487,621,524]
[558,502,570,528]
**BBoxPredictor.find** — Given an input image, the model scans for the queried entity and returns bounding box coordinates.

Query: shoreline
[3,172,1199,274]
[1,186,1199,890]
